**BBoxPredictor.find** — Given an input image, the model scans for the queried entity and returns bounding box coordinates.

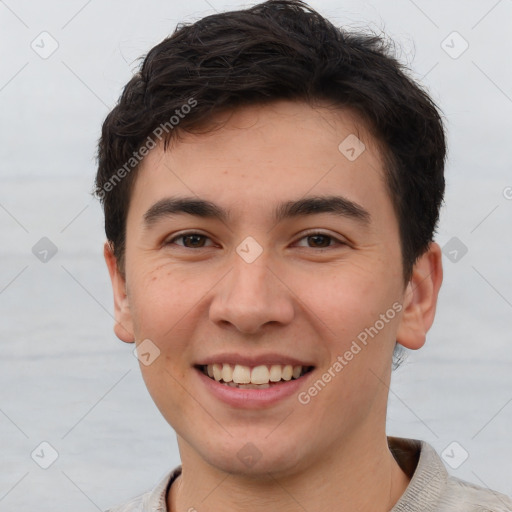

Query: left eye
[295,232,343,249]
[166,231,344,250]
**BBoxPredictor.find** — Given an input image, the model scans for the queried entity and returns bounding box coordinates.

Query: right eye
[165,232,215,249]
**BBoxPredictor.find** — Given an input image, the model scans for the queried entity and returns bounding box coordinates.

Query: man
[95,1,512,510]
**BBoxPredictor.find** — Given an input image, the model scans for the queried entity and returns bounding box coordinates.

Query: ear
[396,242,443,350]
[103,241,135,343]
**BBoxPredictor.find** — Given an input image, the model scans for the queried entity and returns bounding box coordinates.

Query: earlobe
[103,241,135,343]
[396,242,443,350]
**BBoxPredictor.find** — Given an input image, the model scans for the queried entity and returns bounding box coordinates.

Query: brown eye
[306,234,332,248]
[295,231,346,250]
[181,234,207,248]
[166,232,213,248]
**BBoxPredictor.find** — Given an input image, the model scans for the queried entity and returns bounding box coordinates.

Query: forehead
[127,100,394,230]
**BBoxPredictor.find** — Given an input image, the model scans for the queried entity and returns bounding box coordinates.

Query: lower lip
[195,368,313,409]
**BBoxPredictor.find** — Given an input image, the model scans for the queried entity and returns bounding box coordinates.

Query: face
[107,100,433,478]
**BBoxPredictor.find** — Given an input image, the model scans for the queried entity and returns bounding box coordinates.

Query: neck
[168,429,411,512]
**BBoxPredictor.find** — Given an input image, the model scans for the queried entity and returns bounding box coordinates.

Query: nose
[208,252,295,335]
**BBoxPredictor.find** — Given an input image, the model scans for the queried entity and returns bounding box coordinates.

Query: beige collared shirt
[105,437,512,511]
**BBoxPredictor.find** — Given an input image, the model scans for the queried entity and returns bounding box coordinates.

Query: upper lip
[195,352,315,367]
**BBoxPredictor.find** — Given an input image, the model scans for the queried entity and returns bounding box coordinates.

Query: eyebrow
[143,195,371,228]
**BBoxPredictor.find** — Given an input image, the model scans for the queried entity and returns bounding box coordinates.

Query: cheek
[129,268,198,418]
[128,265,198,344]
[303,264,402,383]
[301,263,396,331]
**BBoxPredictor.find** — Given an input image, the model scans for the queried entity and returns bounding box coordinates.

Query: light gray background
[1,0,511,510]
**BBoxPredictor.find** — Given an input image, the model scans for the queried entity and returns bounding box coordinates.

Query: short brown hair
[95,0,446,282]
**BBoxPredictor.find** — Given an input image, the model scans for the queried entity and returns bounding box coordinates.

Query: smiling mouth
[197,363,314,389]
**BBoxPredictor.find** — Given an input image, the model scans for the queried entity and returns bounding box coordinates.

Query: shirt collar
[145,466,182,511]
[388,436,449,512]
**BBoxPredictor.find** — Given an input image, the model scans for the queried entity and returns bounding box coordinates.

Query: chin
[186,429,312,478]
[206,449,304,478]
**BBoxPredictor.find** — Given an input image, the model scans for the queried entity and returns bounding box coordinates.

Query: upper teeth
[206,363,304,384]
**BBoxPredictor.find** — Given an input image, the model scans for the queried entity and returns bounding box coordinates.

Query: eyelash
[165,230,347,251]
